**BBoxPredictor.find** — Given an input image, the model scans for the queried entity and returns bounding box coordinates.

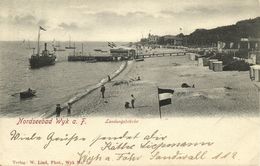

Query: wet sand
[61,52,259,118]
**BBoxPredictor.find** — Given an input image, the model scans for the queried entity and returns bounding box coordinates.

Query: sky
[0,0,259,41]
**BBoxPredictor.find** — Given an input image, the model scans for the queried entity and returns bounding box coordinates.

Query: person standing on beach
[101,85,106,98]
[56,104,61,117]
[67,103,72,116]
[131,94,136,108]
[108,75,111,82]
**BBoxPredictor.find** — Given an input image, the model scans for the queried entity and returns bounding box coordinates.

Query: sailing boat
[82,43,96,63]
[26,40,35,50]
[65,35,76,49]
[29,26,56,68]
[53,39,66,52]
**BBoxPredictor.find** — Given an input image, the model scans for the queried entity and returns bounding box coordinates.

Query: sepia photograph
[0,0,260,166]
[1,0,260,118]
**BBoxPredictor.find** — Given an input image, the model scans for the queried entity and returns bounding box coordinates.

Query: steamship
[29,26,56,68]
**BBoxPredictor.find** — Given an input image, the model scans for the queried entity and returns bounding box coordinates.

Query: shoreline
[43,60,130,118]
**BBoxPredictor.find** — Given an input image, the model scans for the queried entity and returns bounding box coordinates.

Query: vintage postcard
[0,0,260,165]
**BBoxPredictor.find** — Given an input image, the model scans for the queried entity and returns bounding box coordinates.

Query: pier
[68,55,113,62]
[137,52,186,58]
[68,51,187,62]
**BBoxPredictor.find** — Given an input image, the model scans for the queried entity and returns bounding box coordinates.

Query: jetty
[68,51,187,62]
[138,52,186,58]
[68,55,113,62]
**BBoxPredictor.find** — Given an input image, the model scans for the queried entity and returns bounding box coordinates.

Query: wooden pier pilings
[68,55,113,62]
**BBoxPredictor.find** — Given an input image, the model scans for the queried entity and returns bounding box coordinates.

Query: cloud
[38,19,47,27]
[13,14,36,25]
[160,6,219,17]
[58,22,79,30]
[88,11,157,28]
[0,14,47,28]
[160,1,259,18]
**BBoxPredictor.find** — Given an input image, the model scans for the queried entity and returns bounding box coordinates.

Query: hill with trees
[186,17,260,46]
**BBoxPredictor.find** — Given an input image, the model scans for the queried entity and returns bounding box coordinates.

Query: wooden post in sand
[253,83,260,113]
[157,87,162,119]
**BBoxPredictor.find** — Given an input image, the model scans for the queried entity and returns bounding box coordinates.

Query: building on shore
[158,34,184,46]
[140,33,185,46]
[240,38,260,51]
[110,46,136,60]
[218,38,260,53]
[147,33,160,44]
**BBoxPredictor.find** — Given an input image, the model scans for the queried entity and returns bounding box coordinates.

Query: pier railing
[67,51,187,62]
[137,52,186,58]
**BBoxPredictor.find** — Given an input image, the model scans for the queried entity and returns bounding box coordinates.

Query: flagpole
[37,26,40,56]
[157,86,162,119]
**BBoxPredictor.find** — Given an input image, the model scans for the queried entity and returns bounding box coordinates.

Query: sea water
[0,41,125,117]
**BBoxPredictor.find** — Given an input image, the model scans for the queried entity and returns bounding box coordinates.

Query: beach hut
[189,53,196,61]
[254,67,260,82]
[213,61,223,72]
[195,54,201,60]
[250,65,260,81]
[250,65,256,80]
[198,58,203,66]
[209,59,218,70]
[203,58,209,66]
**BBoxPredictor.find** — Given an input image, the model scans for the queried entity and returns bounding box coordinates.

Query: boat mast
[82,43,84,56]
[73,42,76,56]
[28,40,31,49]
[69,35,71,47]
[37,27,40,56]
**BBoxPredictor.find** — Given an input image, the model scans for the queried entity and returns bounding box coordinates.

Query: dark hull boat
[86,58,97,63]
[29,26,56,69]
[29,43,56,68]
[20,89,36,99]
[65,46,76,49]
[54,48,66,51]
[29,54,56,68]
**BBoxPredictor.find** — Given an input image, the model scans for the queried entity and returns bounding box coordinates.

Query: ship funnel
[44,43,47,51]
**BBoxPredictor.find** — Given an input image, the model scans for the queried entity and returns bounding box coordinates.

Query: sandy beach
[60,50,259,118]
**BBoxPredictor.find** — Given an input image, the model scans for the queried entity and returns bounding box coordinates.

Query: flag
[158,88,174,107]
[108,42,114,48]
[112,42,117,47]
[39,26,46,31]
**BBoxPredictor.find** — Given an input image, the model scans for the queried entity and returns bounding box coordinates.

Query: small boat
[86,58,97,63]
[94,49,102,52]
[53,40,66,51]
[20,89,36,99]
[54,47,66,52]
[25,40,35,50]
[65,36,76,49]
